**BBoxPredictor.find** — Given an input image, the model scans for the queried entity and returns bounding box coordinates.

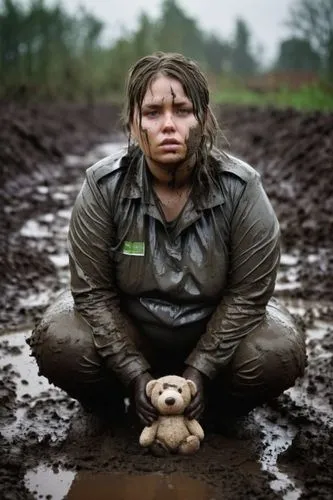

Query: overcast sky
[60,0,295,65]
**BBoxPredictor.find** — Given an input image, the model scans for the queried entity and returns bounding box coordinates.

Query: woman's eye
[145,110,159,118]
[176,108,191,115]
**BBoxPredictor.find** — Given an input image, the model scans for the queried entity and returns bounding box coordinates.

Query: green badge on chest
[122,241,145,256]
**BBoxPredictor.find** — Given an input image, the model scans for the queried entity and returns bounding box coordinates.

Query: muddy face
[130,74,203,172]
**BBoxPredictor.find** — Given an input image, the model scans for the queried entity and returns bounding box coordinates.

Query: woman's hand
[182,366,205,420]
[131,371,158,426]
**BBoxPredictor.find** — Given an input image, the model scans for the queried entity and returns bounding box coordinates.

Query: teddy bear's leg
[150,439,170,457]
[178,435,200,455]
[139,422,158,447]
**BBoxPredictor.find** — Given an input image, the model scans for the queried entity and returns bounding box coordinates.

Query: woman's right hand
[131,371,158,426]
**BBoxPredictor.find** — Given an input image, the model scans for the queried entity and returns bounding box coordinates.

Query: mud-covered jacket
[68,148,280,387]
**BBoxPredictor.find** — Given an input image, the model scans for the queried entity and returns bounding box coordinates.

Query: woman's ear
[146,380,157,398]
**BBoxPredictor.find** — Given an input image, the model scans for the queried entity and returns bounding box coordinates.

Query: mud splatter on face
[140,127,152,158]
[186,125,202,159]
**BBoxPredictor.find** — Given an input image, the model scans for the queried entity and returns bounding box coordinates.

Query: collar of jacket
[122,151,225,212]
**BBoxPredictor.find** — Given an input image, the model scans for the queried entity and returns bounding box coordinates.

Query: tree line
[0,0,332,99]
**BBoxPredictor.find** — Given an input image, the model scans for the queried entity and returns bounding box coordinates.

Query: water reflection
[25,465,75,500]
[25,467,216,500]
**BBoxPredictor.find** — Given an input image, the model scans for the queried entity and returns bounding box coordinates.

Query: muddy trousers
[28,290,306,419]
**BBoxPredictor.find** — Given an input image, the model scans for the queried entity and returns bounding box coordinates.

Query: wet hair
[122,52,226,185]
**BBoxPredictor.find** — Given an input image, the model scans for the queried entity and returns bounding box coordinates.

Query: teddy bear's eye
[159,391,162,395]
[178,388,182,393]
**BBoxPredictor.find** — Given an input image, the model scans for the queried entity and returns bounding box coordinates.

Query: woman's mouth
[159,139,181,151]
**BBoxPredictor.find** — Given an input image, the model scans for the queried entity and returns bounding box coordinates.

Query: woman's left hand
[182,366,205,420]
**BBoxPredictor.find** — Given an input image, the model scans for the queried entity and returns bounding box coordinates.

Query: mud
[0,101,333,499]
[1,101,121,332]
[217,105,333,301]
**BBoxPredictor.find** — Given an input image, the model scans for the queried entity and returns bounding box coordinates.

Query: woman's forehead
[141,75,190,105]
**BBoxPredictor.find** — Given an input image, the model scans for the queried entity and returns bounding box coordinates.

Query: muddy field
[0,100,332,500]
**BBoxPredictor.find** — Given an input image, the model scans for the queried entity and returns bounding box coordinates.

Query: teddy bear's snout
[157,388,185,415]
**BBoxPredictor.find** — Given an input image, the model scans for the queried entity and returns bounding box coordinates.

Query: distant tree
[79,8,103,50]
[286,0,333,76]
[156,0,205,61]
[107,36,136,94]
[203,33,232,73]
[0,0,24,83]
[275,37,322,72]
[0,0,108,98]
[76,7,104,100]
[132,12,155,59]
[230,18,258,75]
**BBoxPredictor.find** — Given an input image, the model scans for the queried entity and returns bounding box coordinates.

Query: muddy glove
[131,371,158,426]
[182,366,205,420]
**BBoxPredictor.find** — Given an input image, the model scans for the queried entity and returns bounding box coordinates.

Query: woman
[29,52,306,429]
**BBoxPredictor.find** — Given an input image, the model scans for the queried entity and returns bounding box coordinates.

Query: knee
[231,317,306,396]
[231,342,265,390]
[28,290,99,387]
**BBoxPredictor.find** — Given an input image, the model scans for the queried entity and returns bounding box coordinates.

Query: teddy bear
[139,375,204,455]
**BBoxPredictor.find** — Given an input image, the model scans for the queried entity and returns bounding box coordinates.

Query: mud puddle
[25,468,217,500]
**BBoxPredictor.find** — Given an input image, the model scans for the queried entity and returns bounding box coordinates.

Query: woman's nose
[161,112,176,130]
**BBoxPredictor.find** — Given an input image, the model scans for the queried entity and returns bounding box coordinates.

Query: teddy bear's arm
[139,421,159,447]
[185,418,205,441]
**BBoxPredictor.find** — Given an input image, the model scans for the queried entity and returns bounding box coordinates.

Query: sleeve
[185,172,280,379]
[67,173,150,386]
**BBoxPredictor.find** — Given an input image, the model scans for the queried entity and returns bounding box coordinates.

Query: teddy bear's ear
[186,379,197,397]
[146,380,157,398]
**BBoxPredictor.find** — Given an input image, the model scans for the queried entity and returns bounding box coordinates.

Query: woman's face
[131,74,201,166]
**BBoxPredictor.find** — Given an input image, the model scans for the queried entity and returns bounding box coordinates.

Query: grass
[212,84,333,112]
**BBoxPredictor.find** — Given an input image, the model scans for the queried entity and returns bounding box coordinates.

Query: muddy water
[1,142,333,500]
[25,469,216,500]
